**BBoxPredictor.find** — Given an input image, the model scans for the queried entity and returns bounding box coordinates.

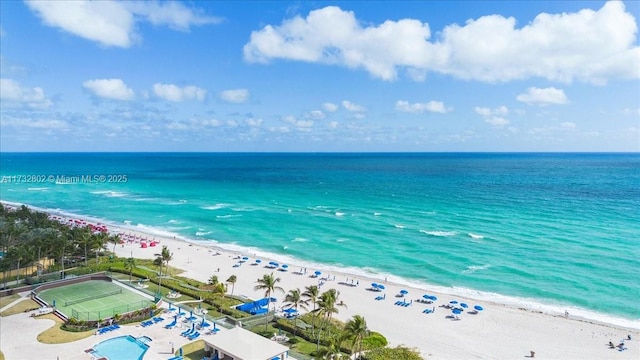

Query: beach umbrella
[400,289,408,295]
[449,300,458,305]
[422,294,431,300]
[452,308,462,315]
[371,283,379,288]
[242,256,249,261]
[429,295,437,301]
[281,264,288,270]
[255,259,262,263]
[460,303,468,309]
[315,270,322,276]
[474,305,484,311]
[377,285,385,290]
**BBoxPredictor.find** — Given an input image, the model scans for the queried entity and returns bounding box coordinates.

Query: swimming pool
[91,335,150,360]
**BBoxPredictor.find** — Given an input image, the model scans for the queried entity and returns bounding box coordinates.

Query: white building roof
[203,327,289,360]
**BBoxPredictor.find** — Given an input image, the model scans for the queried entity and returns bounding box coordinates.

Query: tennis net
[64,288,123,307]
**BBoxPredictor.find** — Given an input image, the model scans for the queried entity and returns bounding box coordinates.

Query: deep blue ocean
[1,153,638,326]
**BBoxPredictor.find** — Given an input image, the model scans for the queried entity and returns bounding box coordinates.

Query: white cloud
[244,2,639,83]
[1,117,67,129]
[328,121,339,129]
[309,110,325,119]
[395,100,450,113]
[153,83,206,102]
[323,102,339,112]
[475,105,510,127]
[0,78,53,109]
[245,118,263,127]
[220,89,249,103]
[25,0,220,48]
[83,78,134,100]
[484,117,510,127]
[474,106,508,117]
[517,87,568,105]
[342,100,365,112]
[561,121,576,129]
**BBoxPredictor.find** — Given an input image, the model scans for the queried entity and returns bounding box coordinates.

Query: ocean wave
[202,203,229,210]
[468,233,485,239]
[463,264,491,274]
[420,230,458,237]
[336,238,348,242]
[195,231,213,236]
[373,212,382,216]
[27,187,49,191]
[335,212,345,217]
[216,214,241,219]
[168,219,181,224]
[292,237,309,242]
[90,190,129,198]
[394,224,405,229]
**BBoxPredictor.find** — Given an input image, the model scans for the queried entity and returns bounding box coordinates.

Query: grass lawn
[36,314,95,344]
[178,339,206,360]
[0,294,20,308]
[0,298,40,317]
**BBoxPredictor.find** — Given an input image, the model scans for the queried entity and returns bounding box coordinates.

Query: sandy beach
[102,222,640,360]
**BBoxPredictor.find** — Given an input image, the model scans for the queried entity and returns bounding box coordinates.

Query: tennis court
[38,279,154,321]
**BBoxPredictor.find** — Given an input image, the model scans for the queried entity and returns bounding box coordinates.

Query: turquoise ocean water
[1,153,638,327]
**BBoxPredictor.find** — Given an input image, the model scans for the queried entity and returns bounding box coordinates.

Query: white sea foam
[463,264,492,274]
[168,219,181,224]
[394,224,405,229]
[373,212,382,216]
[292,237,309,242]
[468,233,485,239]
[90,190,129,198]
[420,230,458,237]
[202,203,229,210]
[335,212,345,217]
[195,231,213,236]
[336,238,348,242]
[216,214,241,219]
[27,187,49,191]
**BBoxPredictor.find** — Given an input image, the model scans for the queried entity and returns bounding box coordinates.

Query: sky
[0,0,639,152]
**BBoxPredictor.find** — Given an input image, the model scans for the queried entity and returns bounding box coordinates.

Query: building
[203,326,290,360]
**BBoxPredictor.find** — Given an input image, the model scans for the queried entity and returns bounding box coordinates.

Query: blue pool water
[92,335,149,360]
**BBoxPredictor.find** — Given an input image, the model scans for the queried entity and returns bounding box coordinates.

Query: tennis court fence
[71,300,150,321]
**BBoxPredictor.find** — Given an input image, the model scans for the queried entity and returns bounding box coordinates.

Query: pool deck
[0,292,218,360]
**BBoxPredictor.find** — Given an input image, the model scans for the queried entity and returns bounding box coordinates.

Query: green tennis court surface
[38,280,153,321]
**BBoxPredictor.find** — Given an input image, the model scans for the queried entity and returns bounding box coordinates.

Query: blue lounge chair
[153,317,164,323]
[188,331,200,340]
[181,328,194,337]
[167,356,182,360]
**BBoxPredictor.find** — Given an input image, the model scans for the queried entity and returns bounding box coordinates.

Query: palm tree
[208,275,219,286]
[254,272,285,330]
[78,227,92,266]
[226,275,237,296]
[109,234,121,254]
[303,285,321,341]
[283,288,308,338]
[317,333,346,360]
[124,257,137,284]
[211,282,226,296]
[155,245,173,295]
[344,315,369,359]
[314,289,346,350]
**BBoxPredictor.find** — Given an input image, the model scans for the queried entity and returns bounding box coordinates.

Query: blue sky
[1,0,638,152]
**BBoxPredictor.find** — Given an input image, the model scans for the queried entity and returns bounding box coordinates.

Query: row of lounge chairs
[97,324,120,335]
[423,308,435,314]
[374,294,386,301]
[180,327,201,340]
[141,317,164,327]
[394,300,411,307]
